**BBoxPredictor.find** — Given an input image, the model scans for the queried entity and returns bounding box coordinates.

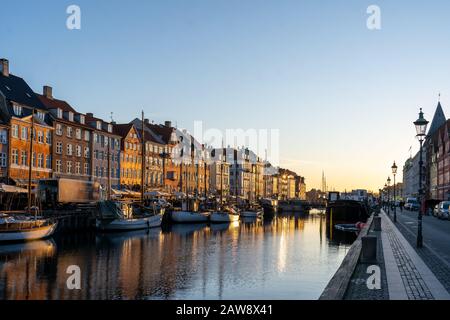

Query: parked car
[437,201,450,220]
[405,198,419,211]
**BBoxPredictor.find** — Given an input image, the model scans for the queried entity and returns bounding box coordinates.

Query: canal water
[0,212,356,300]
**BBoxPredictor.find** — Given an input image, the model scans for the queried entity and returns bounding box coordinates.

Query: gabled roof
[0,73,45,110]
[36,94,77,114]
[427,101,446,137]
[112,123,135,139]
[85,114,119,136]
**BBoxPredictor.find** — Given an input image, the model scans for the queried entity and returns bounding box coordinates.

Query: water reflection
[0,213,355,300]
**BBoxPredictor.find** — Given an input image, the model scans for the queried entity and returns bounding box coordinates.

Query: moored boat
[0,215,58,243]
[96,200,162,232]
[210,211,239,223]
[240,209,263,218]
[171,210,210,223]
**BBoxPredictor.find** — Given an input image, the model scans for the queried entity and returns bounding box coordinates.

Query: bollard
[361,235,377,263]
[373,216,382,231]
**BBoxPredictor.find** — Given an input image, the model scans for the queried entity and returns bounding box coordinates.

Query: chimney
[144,118,149,124]
[0,59,9,77]
[43,86,53,99]
[165,121,172,127]
[86,113,93,117]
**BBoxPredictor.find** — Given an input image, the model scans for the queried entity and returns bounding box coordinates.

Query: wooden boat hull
[96,215,162,231]
[0,222,58,242]
[171,211,209,223]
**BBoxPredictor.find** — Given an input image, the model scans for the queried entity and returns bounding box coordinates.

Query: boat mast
[141,110,145,205]
[220,149,223,206]
[27,108,35,215]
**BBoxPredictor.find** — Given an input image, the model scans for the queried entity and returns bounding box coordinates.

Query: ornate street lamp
[414,108,429,248]
[387,176,391,215]
[392,161,398,222]
[384,183,388,209]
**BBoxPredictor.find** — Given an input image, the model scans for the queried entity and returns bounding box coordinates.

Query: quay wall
[319,213,375,300]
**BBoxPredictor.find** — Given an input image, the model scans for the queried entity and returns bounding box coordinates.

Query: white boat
[210,211,240,223]
[96,200,162,232]
[0,217,58,242]
[96,214,162,231]
[171,210,210,223]
[240,210,263,218]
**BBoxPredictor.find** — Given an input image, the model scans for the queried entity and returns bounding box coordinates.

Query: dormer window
[80,115,85,124]
[68,112,74,122]
[13,104,22,116]
[108,124,112,133]
[96,121,102,130]
[57,108,63,119]
[36,111,45,121]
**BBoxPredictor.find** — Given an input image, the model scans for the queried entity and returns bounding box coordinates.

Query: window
[0,130,7,144]
[13,104,22,116]
[56,124,63,135]
[84,147,90,158]
[11,125,18,138]
[32,152,36,167]
[95,166,99,177]
[84,130,90,141]
[75,128,81,140]
[46,155,51,169]
[76,145,81,157]
[96,121,102,130]
[80,115,85,124]
[56,160,62,173]
[67,144,73,156]
[46,131,52,144]
[38,153,44,168]
[56,142,63,154]
[36,111,45,121]
[11,149,18,165]
[67,126,72,138]
[84,163,90,175]
[57,108,63,119]
[66,161,72,174]
[68,112,74,122]
[38,131,44,143]
[21,127,28,140]
[21,151,27,166]
[0,153,6,167]
[75,162,81,174]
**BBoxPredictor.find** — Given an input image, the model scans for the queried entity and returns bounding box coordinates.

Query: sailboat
[96,111,162,231]
[171,138,210,223]
[240,162,263,218]
[0,109,57,242]
[210,148,239,223]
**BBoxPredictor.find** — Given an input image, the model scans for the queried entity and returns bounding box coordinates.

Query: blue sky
[2,0,450,190]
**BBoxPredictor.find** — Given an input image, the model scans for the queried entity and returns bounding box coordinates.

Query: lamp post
[392,161,398,222]
[414,108,429,248]
[384,183,387,210]
[387,177,391,215]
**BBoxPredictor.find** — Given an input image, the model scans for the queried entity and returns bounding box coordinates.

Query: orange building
[114,123,142,190]
[0,58,53,187]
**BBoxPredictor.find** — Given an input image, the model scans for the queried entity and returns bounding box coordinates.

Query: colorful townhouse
[0,59,53,187]
[0,116,8,181]
[37,86,93,181]
[113,123,142,190]
[85,113,121,191]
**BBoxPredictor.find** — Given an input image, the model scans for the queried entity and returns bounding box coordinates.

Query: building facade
[38,86,92,181]
[86,113,121,191]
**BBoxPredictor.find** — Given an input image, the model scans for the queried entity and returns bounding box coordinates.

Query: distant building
[403,151,423,199]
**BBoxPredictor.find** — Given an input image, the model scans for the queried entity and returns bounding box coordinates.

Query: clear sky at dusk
[2,0,450,191]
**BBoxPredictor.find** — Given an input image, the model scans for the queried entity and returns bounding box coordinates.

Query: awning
[0,184,28,193]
